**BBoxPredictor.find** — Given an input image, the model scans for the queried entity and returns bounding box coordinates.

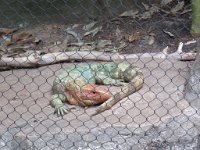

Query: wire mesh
[0,0,199,150]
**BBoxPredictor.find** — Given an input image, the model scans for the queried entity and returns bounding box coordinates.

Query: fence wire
[0,0,199,150]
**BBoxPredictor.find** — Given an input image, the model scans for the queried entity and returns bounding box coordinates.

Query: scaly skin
[65,84,112,106]
[92,64,144,116]
[51,63,144,116]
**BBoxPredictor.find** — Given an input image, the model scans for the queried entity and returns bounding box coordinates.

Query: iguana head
[66,84,112,106]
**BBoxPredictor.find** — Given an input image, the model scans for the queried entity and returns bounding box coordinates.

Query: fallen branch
[0,46,196,70]
[178,52,197,61]
[122,51,196,61]
[121,42,197,61]
[0,51,122,70]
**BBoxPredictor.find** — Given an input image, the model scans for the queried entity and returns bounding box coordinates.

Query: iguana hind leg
[96,74,126,86]
[92,66,144,116]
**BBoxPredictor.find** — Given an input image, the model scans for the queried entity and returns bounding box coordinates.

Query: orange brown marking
[65,84,112,107]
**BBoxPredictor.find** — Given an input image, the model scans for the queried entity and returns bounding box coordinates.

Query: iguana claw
[54,105,68,117]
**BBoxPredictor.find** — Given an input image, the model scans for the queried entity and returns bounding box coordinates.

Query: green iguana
[51,63,144,116]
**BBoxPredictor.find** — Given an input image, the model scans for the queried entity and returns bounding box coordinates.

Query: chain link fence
[0,0,200,149]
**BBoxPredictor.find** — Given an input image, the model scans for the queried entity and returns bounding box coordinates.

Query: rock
[144,114,199,150]
[185,42,200,109]
[11,134,33,150]
[1,114,199,150]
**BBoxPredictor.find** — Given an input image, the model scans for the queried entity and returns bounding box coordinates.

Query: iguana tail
[92,70,144,116]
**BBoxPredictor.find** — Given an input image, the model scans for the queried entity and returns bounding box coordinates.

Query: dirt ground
[0,2,195,59]
[29,11,195,53]
[1,56,198,149]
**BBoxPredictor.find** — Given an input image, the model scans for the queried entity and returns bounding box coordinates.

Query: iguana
[51,63,144,116]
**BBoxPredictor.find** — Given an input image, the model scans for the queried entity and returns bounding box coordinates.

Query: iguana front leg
[51,90,79,116]
[51,94,68,117]
[51,77,78,117]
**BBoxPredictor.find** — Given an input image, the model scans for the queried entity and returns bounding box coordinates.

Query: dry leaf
[120,10,138,18]
[80,45,95,51]
[96,40,112,49]
[149,32,156,36]
[161,0,173,7]
[83,22,97,31]
[83,26,102,37]
[68,42,94,47]
[148,36,155,45]
[138,5,159,20]
[149,5,160,13]
[12,32,32,43]
[104,42,127,52]
[171,1,184,15]
[72,24,81,29]
[2,35,12,42]
[33,37,41,43]
[65,42,95,51]
[116,27,121,37]
[6,32,33,46]
[128,32,141,43]
[66,28,78,38]
[0,28,17,37]
[65,27,82,42]
[185,40,196,45]
[0,46,6,52]
[142,2,150,10]
[139,11,152,20]
[46,24,65,30]
[115,27,124,41]
[180,9,192,15]
[163,30,174,37]
[65,47,80,51]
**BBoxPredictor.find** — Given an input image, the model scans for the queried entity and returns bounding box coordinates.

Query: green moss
[191,0,200,35]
